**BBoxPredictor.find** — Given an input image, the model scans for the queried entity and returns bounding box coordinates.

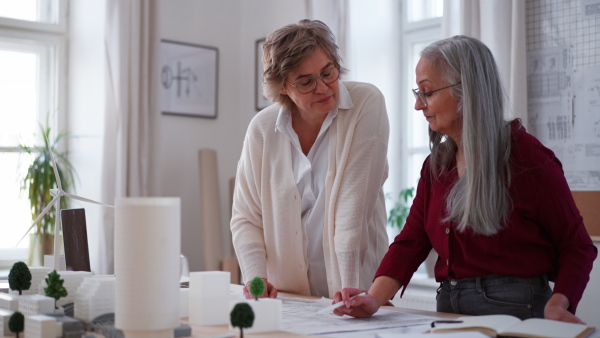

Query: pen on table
[316,292,367,314]
[431,320,464,328]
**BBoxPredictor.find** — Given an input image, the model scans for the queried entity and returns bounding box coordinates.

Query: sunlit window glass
[408,40,434,151]
[407,0,443,23]
[0,42,52,251]
[0,0,58,24]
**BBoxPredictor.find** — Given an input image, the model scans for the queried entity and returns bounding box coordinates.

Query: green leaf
[387,188,415,230]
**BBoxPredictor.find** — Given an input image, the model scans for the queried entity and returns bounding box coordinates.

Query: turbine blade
[63,192,114,208]
[15,196,59,246]
[48,146,63,191]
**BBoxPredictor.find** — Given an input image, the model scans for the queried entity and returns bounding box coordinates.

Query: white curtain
[98,0,160,274]
[306,0,350,64]
[442,0,528,127]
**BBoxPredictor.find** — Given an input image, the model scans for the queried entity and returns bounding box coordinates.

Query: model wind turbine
[17,136,113,270]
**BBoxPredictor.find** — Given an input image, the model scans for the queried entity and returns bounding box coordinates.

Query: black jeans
[436,274,551,320]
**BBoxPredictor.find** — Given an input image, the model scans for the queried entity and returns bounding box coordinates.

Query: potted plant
[388,187,437,278]
[20,122,75,266]
[387,187,415,231]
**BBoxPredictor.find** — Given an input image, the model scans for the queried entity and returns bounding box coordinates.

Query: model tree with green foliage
[44,270,67,309]
[8,261,32,295]
[248,276,265,300]
[230,303,254,338]
[8,311,24,338]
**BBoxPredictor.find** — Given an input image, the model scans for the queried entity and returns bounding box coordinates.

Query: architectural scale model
[24,314,57,338]
[227,276,282,333]
[0,308,14,336]
[18,294,54,316]
[189,271,231,326]
[73,275,116,322]
[38,271,92,307]
[114,197,181,338]
[9,267,50,296]
[0,293,19,311]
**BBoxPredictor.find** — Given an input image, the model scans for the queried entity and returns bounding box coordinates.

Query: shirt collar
[275,81,353,132]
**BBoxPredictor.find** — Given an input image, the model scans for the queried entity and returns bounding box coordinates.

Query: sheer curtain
[98,0,160,274]
[306,0,349,62]
[442,0,528,126]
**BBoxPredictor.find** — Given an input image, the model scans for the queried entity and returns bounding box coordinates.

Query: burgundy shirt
[376,120,597,313]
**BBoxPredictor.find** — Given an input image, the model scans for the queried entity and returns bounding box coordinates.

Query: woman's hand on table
[544,293,585,324]
[332,287,379,318]
[243,278,278,299]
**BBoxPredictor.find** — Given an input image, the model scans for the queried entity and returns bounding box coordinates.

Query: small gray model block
[44,313,84,338]
[90,313,190,338]
[174,323,191,337]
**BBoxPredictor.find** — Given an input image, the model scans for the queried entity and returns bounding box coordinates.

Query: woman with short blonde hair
[231,19,389,299]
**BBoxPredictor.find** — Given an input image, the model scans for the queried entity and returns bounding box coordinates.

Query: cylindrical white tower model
[115,197,181,338]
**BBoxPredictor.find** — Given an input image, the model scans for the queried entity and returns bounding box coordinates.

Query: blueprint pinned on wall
[527,47,600,191]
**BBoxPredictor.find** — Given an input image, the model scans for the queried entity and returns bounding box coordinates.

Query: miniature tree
[8,261,32,295]
[8,311,24,338]
[248,277,265,300]
[44,270,68,309]
[230,303,254,338]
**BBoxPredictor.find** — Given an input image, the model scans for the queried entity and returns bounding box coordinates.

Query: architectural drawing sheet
[526,0,600,191]
[279,296,437,336]
[527,48,600,191]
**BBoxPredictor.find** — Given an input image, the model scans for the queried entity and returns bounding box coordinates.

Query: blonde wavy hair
[261,19,345,112]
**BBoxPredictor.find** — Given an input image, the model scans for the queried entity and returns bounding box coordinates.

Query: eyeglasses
[289,66,340,94]
[412,82,461,107]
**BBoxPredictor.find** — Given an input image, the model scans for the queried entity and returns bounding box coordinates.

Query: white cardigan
[230,81,389,298]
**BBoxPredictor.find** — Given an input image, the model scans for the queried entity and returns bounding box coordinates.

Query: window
[400,0,443,279]
[0,0,67,270]
[401,0,442,191]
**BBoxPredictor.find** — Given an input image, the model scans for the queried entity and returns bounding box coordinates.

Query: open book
[431,314,595,338]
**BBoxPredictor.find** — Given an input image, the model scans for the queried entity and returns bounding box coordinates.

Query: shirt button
[450,280,457,286]
[328,279,332,285]
[446,259,449,265]
[298,264,303,269]
[445,228,450,234]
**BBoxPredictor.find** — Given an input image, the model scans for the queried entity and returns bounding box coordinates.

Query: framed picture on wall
[255,38,273,111]
[160,39,219,119]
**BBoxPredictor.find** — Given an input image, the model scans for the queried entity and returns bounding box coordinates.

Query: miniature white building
[189,271,230,326]
[229,298,282,333]
[0,293,19,311]
[74,275,116,322]
[25,314,59,338]
[18,294,55,316]
[38,271,92,306]
[0,308,15,336]
[9,266,51,296]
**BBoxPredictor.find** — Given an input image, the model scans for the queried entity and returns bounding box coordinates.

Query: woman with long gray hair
[332,35,596,323]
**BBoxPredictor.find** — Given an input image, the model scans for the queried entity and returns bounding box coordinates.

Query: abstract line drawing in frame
[160,39,219,118]
[255,38,273,111]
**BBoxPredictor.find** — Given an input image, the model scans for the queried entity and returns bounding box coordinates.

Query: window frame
[0,0,68,268]
[399,2,442,192]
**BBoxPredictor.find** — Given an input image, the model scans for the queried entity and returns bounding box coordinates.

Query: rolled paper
[114,197,181,338]
[198,149,223,271]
